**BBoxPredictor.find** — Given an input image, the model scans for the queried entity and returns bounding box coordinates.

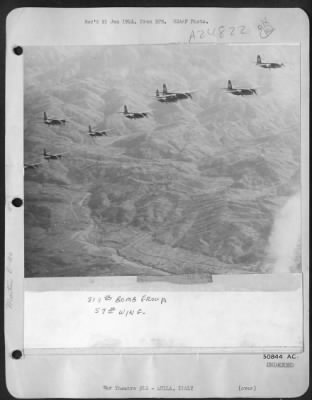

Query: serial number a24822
[188,25,248,42]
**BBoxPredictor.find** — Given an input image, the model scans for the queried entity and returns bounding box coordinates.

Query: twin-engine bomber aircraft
[154,88,179,103]
[154,83,196,103]
[43,112,66,126]
[88,125,113,137]
[223,80,257,96]
[119,105,150,119]
[24,162,42,170]
[43,148,66,160]
[256,55,284,69]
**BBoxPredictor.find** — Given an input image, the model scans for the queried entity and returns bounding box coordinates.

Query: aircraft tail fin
[163,83,168,94]
[124,105,128,114]
[228,80,232,90]
[44,112,47,121]
[88,125,92,133]
[257,55,261,64]
[156,89,160,97]
[43,148,47,156]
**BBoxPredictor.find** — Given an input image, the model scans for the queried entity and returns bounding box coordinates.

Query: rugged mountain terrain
[24,45,301,277]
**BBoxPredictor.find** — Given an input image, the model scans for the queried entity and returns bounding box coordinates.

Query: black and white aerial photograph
[24,44,301,278]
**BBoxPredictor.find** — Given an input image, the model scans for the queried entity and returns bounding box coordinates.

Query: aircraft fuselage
[24,164,40,170]
[258,62,283,69]
[175,92,192,99]
[125,112,148,119]
[156,95,178,104]
[90,131,107,137]
[44,154,62,160]
[44,119,66,126]
[227,88,257,96]
[163,91,192,100]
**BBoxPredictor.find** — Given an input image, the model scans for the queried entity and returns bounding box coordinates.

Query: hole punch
[12,198,23,207]
[11,350,23,359]
[13,46,23,56]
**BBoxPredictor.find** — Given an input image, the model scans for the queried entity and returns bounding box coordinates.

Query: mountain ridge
[24,45,301,277]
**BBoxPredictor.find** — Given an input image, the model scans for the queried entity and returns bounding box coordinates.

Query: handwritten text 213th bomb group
[87,295,167,317]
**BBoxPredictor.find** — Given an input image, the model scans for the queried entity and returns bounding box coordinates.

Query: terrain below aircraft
[119,105,150,119]
[88,125,113,137]
[256,55,284,69]
[43,148,67,160]
[43,112,66,126]
[154,83,196,102]
[223,80,257,96]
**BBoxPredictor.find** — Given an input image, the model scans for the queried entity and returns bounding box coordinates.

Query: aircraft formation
[25,54,285,169]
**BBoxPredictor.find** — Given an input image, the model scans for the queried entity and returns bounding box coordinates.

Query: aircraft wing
[228,88,246,92]
[153,94,176,98]
[24,161,43,168]
[171,89,198,94]
[24,162,41,166]
[99,128,114,133]
[236,85,259,89]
